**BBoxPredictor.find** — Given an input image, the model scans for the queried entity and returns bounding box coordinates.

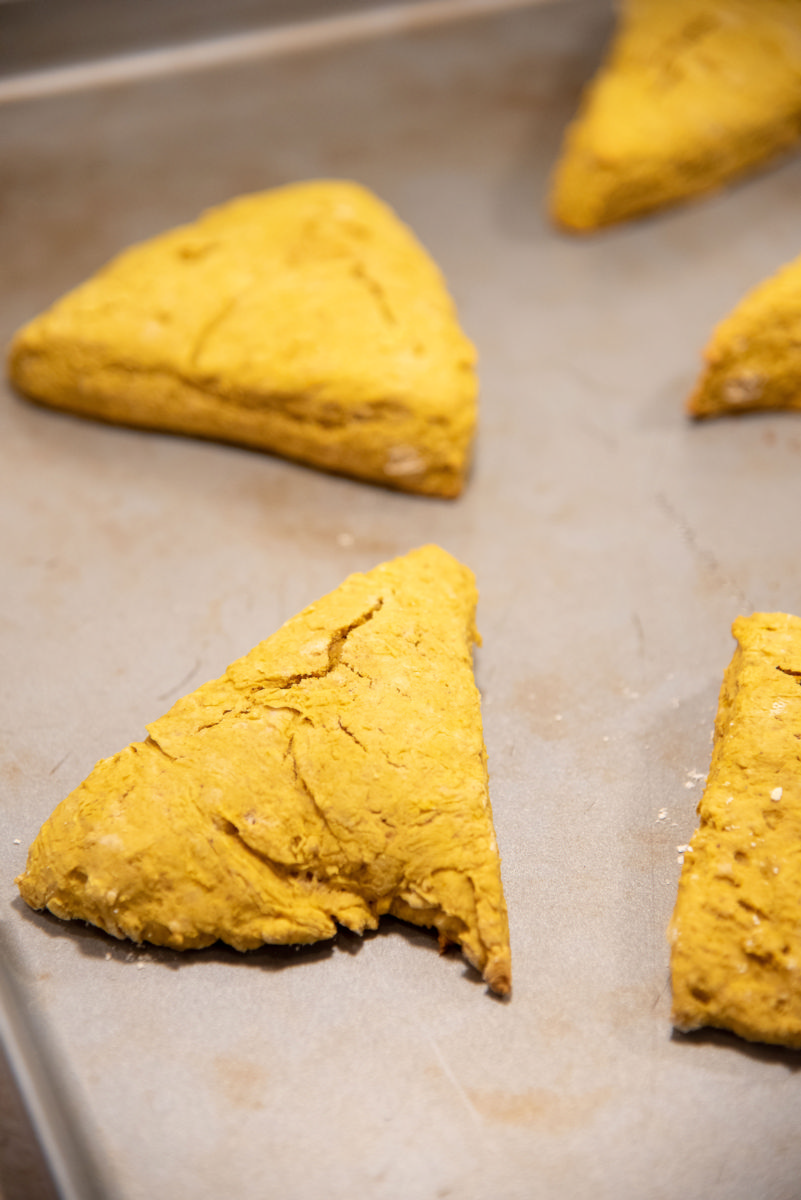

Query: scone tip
[485,955,512,998]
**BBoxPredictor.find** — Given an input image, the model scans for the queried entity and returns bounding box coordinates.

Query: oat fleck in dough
[7,181,477,497]
[550,0,801,232]
[669,613,801,1047]
[687,253,801,418]
[16,546,511,996]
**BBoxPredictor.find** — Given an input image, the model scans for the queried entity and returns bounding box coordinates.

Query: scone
[550,0,801,232]
[669,613,801,1047]
[688,253,801,418]
[8,181,477,497]
[16,546,511,996]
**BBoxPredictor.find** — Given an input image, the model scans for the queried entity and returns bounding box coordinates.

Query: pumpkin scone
[688,253,801,418]
[7,181,477,497]
[16,546,511,996]
[550,0,801,232]
[669,613,801,1047]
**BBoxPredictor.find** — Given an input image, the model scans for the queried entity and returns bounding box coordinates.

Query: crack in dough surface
[17,545,511,996]
[8,181,477,496]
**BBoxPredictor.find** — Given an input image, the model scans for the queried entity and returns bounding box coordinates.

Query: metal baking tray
[3,2,801,1197]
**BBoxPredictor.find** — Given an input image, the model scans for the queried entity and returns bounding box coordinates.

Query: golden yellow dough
[8,181,477,497]
[669,613,801,1047]
[16,546,511,996]
[688,253,801,418]
[550,0,801,232]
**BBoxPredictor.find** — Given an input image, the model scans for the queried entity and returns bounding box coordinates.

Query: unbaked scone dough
[16,546,511,996]
[550,0,801,232]
[688,253,801,418]
[8,181,477,497]
[669,613,801,1047]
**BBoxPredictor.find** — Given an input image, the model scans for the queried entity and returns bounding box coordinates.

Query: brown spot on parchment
[513,672,575,741]
[534,1008,580,1042]
[628,822,688,866]
[0,758,24,786]
[467,1085,612,1130]
[212,1054,267,1111]
[0,744,43,789]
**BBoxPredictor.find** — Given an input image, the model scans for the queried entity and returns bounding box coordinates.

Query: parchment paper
[2,3,801,1197]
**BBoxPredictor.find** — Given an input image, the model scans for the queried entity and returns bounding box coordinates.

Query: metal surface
[2,2,801,1197]
[0,928,109,1200]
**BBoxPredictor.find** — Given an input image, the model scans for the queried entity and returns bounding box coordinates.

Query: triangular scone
[550,0,801,232]
[669,613,801,1047]
[8,181,477,497]
[688,253,801,418]
[16,546,511,995]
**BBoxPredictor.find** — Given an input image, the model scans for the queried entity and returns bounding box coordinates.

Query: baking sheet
[3,2,801,1197]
